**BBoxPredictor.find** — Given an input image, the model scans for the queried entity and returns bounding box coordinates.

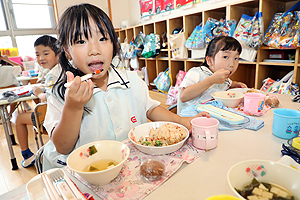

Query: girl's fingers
[66,71,75,84]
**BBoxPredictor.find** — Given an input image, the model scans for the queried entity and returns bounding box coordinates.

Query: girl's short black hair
[34,35,60,56]
[203,36,242,67]
[54,3,119,102]
[57,3,118,57]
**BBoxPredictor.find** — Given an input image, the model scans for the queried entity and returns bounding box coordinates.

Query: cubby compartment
[147,60,158,88]
[231,64,256,88]
[185,61,203,72]
[258,47,296,65]
[170,60,184,86]
[156,60,169,73]
[144,23,154,35]
[138,59,146,70]
[296,49,300,65]
[118,30,126,43]
[126,28,134,41]
[154,20,167,36]
[184,12,202,39]
[203,7,226,22]
[257,64,295,88]
[157,49,169,59]
[134,25,143,36]
[261,0,299,34]
[168,17,184,33]
[227,0,259,21]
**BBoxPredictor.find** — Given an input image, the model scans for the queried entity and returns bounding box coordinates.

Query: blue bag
[184,23,205,49]
[153,68,172,94]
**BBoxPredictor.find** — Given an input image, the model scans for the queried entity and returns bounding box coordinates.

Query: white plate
[228,88,265,94]
[128,122,189,155]
[26,168,85,200]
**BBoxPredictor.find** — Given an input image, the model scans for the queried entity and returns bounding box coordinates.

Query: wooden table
[0,85,41,170]
[16,76,38,85]
[0,94,298,199]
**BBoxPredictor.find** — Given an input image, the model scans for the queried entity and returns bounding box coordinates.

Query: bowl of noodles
[128,122,189,155]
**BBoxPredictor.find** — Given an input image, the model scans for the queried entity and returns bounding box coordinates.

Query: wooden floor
[0,90,168,196]
[0,100,49,196]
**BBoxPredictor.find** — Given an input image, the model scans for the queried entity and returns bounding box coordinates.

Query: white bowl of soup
[67,140,130,186]
[227,160,300,200]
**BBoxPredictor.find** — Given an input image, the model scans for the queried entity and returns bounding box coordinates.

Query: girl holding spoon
[42,3,209,171]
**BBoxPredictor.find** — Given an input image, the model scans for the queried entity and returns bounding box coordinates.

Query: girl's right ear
[63,47,72,60]
[206,56,213,67]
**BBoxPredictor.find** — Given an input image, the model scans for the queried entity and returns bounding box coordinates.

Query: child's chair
[33,102,47,150]
[35,145,44,174]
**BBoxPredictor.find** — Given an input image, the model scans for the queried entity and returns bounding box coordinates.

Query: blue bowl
[273,108,300,139]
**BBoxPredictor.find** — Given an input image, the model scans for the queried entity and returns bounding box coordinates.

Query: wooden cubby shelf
[116,0,300,90]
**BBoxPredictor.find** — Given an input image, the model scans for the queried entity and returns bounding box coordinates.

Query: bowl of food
[228,88,265,94]
[211,91,244,107]
[128,122,189,155]
[67,140,130,186]
[227,160,300,200]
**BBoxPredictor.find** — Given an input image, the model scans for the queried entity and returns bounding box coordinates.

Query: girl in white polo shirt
[42,3,209,171]
[177,36,248,114]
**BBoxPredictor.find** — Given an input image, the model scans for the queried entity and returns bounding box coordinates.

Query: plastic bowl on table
[227,159,300,199]
[67,140,130,186]
[212,91,244,108]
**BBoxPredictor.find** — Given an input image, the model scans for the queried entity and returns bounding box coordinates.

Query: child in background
[42,3,210,171]
[177,36,247,114]
[0,51,23,68]
[15,35,61,168]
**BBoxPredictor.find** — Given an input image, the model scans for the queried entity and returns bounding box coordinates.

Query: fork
[50,170,81,200]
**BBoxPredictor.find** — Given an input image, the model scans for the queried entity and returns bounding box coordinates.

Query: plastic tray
[26,168,85,200]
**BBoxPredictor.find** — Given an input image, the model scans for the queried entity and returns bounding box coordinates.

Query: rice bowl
[128,122,189,155]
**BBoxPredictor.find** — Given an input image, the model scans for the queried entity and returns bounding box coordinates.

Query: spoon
[64,69,103,88]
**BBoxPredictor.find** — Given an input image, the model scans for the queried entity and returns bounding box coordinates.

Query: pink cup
[22,70,29,77]
[244,93,266,115]
[191,117,219,150]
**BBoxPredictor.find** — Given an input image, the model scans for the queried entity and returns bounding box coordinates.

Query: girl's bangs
[71,13,109,44]
[219,39,242,54]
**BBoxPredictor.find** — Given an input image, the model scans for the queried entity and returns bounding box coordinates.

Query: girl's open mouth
[88,61,103,72]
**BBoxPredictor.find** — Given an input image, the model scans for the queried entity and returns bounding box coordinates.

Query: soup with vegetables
[83,159,118,172]
[235,178,295,200]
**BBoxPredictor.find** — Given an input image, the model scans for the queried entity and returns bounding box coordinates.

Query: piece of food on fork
[64,68,103,87]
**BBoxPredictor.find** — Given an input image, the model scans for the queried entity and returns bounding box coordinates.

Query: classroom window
[0,1,7,30]
[0,0,57,57]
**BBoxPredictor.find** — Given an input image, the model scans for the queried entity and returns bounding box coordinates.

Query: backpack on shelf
[184,23,205,50]
[166,70,187,105]
[234,11,264,50]
[168,29,188,59]
[263,1,300,49]
[202,18,237,44]
[141,33,157,58]
[153,68,172,94]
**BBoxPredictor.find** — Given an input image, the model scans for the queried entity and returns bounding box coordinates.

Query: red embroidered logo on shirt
[131,116,137,123]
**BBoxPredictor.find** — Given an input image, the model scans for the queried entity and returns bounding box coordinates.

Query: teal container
[272,108,300,139]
